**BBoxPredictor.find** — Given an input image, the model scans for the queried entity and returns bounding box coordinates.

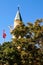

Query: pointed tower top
[14,7,22,21]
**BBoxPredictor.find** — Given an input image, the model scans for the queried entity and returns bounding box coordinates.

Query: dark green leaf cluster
[0,19,43,65]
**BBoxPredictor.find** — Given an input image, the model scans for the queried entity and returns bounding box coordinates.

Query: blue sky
[0,0,43,44]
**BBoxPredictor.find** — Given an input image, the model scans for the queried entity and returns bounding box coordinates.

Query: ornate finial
[18,5,19,10]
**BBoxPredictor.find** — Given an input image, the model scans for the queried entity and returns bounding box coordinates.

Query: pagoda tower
[10,7,23,39]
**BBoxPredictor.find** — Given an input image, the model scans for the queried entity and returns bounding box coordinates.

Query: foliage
[0,19,43,65]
